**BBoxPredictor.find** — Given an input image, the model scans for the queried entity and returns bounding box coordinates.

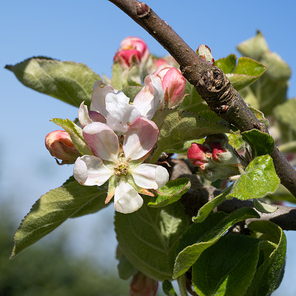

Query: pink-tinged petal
[114,50,141,69]
[133,75,164,119]
[123,117,159,160]
[83,122,119,162]
[131,164,169,189]
[162,67,186,108]
[73,155,113,186]
[78,102,93,127]
[114,179,143,214]
[187,143,211,167]
[90,80,117,117]
[88,111,106,124]
[105,92,141,133]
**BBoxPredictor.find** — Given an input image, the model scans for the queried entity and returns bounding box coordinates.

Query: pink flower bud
[130,272,158,296]
[153,65,187,108]
[206,134,239,165]
[187,143,211,168]
[45,130,81,164]
[114,37,149,69]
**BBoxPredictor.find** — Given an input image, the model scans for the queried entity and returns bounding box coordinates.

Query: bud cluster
[187,134,241,181]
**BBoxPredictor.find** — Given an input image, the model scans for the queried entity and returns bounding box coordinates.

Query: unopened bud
[114,37,149,69]
[188,134,241,181]
[130,272,158,296]
[153,65,187,108]
[45,130,81,164]
[187,143,211,168]
[205,134,239,165]
[196,44,215,66]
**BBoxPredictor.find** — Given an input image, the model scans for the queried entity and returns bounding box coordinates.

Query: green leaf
[215,54,267,91]
[274,98,296,143]
[117,254,138,280]
[228,155,280,200]
[249,106,269,128]
[237,31,291,115]
[192,235,260,296]
[178,80,208,113]
[237,30,269,61]
[267,184,296,205]
[174,208,259,279]
[227,133,245,150]
[162,280,178,296]
[114,201,190,281]
[244,221,286,296]
[242,129,274,157]
[215,54,237,73]
[121,85,143,101]
[151,109,230,161]
[192,186,232,223]
[253,199,278,214]
[51,118,92,155]
[10,181,108,259]
[148,178,190,208]
[70,185,109,218]
[227,57,267,91]
[111,61,123,90]
[5,57,101,107]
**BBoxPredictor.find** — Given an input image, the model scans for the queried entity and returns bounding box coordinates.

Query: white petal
[105,92,141,133]
[83,122,119,162]
[131,164,169,189]
[133,75,164,119]
[123,117,159,160]
[114,179,143,214]
[90,80,117,117]
[73,155,113,186]
[78,102,93,127]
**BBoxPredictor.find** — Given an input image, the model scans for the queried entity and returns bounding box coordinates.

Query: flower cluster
[187,134,241,181]
[44,37,189,214]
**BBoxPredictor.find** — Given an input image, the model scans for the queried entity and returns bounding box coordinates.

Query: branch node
[137,2,150,18]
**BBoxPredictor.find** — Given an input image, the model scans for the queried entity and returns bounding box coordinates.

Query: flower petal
[131,164,169,189]
[114,179,143,214]
[123,117,159,160]
[83,122,119,162]
[90,80,117,117]
[78,102,93,127]
[133,75,164,119]
[73,155,113,186]
[105,92,141,133]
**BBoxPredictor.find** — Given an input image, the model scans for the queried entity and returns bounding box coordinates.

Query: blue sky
[1,1,296,294]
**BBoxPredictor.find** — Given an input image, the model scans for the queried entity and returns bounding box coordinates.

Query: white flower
[78,78,164,133]
[73,117,169,214]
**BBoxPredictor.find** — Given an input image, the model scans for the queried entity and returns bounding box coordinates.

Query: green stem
[177,274,188,296]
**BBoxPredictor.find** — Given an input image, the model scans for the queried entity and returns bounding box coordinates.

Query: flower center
[114,152,129,176]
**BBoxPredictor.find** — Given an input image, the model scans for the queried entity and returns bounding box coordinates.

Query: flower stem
[177,274,188,296]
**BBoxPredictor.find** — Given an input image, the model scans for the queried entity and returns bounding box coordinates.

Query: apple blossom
[114,37,149,69]
[79,79,164,133]
[73,117,169,214]
[152,65,187,108]
[45,130,81,164]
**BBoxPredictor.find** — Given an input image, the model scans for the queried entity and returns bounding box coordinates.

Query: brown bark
[108,0,296,197]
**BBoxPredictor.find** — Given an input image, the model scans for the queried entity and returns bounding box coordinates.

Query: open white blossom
[78,77,164,133]
[73,117,169,214]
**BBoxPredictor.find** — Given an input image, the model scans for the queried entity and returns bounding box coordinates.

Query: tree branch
[108,0,296,197]
[171,159,296,231]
